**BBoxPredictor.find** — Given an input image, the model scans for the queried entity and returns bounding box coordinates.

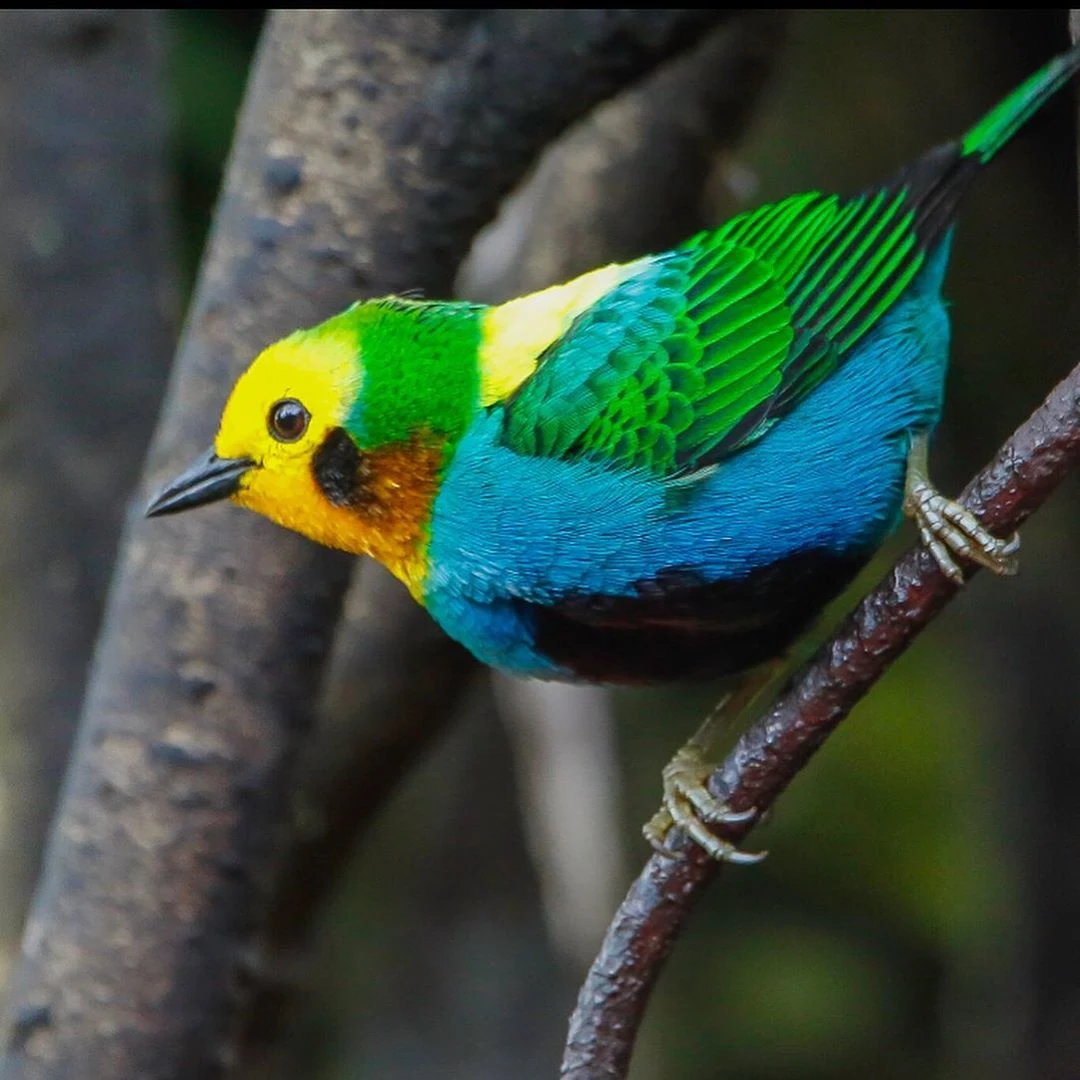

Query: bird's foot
[904,480,1020,584]
[903,431,1019,584]
[643,743,765,864]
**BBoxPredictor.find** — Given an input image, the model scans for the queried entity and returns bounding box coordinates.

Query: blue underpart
[426,240,954,678]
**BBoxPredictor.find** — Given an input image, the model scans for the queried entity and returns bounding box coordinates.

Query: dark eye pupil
[269,399,309,442]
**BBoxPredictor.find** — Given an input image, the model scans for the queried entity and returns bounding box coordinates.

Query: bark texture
[0,11,731,1078]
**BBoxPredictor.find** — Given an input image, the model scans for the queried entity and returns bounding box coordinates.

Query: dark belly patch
[524,547,867,683]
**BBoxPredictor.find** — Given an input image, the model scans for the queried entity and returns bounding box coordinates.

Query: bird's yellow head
[146,301,484,595]
[212,322,364,543]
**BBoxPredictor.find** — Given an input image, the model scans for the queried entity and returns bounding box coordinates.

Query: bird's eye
[268,398,310,442]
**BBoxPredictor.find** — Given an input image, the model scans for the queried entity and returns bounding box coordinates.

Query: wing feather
[497,137,980,476]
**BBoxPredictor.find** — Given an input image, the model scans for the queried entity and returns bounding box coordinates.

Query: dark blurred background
[3,9,1080,1080]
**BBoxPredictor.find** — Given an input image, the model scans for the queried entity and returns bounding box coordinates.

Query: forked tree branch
[0,11,733,1079]
[561,315,1080,1077]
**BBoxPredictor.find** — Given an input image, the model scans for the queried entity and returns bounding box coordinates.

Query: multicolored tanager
[148,43,1079,859]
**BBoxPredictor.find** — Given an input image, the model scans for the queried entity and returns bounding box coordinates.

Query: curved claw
[643,744,766,864]
[906,481,1020,582]
[903,432,1020,582]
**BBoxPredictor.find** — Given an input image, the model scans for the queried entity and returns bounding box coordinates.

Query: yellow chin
[232,448,437,600]
[234,467,366,552]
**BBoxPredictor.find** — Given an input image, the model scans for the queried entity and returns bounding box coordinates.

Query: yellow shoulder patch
[477,261,641,406]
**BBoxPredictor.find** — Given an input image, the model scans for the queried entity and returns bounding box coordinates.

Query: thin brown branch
[561,357,1080,1077]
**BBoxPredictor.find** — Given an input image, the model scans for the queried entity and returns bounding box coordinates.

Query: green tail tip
[961,40,1080,163]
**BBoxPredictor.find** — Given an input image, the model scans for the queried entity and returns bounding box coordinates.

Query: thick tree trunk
[0,11,731,1078]
[0,8,174,993]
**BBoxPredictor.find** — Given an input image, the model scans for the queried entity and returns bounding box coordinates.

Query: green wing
[500,41,1080,477]
[500,184,928,478]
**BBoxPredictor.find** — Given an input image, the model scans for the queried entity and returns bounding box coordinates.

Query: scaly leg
[643,662,782,864]
[904,432,1019,584]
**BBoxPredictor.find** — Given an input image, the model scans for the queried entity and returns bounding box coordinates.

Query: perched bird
[148,44,1078,860]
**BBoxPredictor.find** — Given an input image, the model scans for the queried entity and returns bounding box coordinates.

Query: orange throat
[353,440,444,594]
[235,438,444,598]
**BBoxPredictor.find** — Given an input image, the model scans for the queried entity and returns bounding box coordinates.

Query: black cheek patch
[312,427,371,508]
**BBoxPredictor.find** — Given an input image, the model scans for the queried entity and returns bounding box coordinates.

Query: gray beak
[145,447,253,517]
